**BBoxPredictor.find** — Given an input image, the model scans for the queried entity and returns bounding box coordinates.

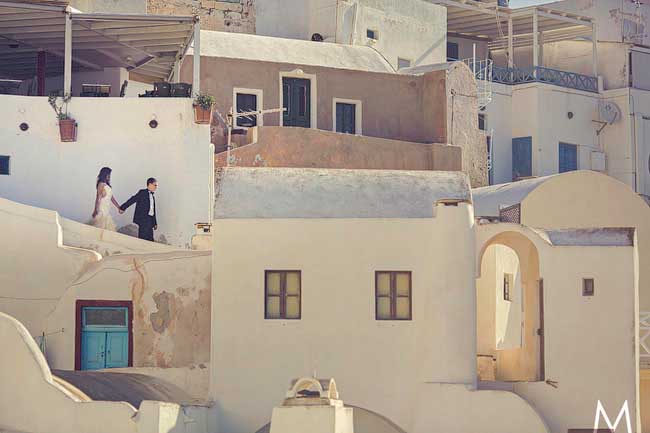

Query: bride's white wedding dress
[90,184,117,231]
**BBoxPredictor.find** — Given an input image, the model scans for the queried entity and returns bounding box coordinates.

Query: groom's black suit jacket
[120,189,157,227]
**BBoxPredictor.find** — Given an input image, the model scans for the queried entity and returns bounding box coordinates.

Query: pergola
[431,0,597,76]
[0,0,201,95]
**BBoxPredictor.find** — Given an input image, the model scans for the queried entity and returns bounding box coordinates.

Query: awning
[431,0,593,50]
[0,0,196,81]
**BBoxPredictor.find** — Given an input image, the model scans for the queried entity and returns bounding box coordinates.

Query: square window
[0,156,9,175]
[265,271,301,319]
[397,58,412,70]
[503,273,513,301]
[583,278,595,296]
[235,92,258,127]
[376,271,412,320]
[367,29,378,40]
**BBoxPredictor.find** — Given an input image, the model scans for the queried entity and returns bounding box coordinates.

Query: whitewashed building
[0,1,211,248]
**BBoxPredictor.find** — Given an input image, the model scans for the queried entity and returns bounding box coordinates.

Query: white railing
[462,58,493,110]
[641,312,650,368]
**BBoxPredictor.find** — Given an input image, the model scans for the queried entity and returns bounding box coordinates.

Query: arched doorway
[476,230,543,382]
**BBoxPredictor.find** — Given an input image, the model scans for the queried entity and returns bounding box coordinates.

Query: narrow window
[503,273,512,301]
[376,271,412,320]
[478,113,487,131]
[265,271,301,319]
[367,29,378,40]
[235,92,258,127]
[447,41,459,61]
[397,58,412,70]
[336,102,357,134]
[583,278,595,296]
[0,156,9,175]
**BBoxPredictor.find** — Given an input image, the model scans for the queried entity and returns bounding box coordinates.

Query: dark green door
[512,136,532,181]
[282,77,311,128]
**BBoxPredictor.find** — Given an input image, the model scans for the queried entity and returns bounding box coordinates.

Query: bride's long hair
[96,167,112,188]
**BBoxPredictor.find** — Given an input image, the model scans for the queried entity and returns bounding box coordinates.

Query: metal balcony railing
[462,58,493,109]
[490,65,598,93]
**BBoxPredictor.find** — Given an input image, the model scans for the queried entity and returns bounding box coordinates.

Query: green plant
[193,93,215,110]
[48,93,73,121]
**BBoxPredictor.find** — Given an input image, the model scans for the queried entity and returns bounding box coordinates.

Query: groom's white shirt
[148,191,155,216]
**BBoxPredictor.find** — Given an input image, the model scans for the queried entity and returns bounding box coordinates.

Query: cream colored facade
[256,0,447,70]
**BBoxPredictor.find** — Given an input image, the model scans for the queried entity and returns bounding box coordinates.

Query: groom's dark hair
[147,177,157,185]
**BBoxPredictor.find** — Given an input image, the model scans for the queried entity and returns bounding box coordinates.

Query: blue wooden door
[81,307,129,370]
[558,142,578,173]
[105,331,129,368]
[81,331,106,370]
[512,136,532,180]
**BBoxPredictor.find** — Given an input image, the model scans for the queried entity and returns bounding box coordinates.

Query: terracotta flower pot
[194,105,213,124]
[58,118,77,142]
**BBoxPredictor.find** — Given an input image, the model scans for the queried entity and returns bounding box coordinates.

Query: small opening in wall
[367,29,378,40]
[0,156,10,175]
[19,122,28,131]
[583,278,595,296]
[149,119,158,129]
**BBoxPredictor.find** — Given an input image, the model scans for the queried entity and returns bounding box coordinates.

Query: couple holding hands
[90,167,159,241]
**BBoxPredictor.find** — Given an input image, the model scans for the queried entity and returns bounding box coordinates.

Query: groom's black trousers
[137,216,155,241]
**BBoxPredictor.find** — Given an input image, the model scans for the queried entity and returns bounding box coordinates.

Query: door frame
[75,300,133,371]
[279,70,317,129]
[332,97,363,135]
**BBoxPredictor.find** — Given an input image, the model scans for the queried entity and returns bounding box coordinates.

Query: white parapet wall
[0,311,212,433]
[0,95,213,248]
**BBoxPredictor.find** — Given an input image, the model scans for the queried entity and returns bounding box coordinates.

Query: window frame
[367,29,379,41]
[375,271,412,321]
[332,98,362,135]
[447,41,460,61]
[279,71,317,129]
[264,270,302,320]
[233,87,264,128]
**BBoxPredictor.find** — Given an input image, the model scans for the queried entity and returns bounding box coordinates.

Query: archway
[476,230,543,382]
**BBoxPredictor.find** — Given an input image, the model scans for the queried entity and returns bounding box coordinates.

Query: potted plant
[48,94,77,142]
[193,93,215,124]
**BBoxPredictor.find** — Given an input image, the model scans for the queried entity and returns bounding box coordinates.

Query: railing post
[592,20,599,79]
[63,7,72,97]
[507,17,514,68]
[533,10,539,68]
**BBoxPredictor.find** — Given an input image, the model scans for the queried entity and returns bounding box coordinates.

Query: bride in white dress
[90,167,121,231]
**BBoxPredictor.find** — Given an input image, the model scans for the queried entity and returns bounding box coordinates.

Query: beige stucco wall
[0,197,100,336]
[476,223,640,433]
[183,56,485,185]
[44,250,211,370]
[477,244,522,355]
[518,171,650,310]
[211,203,546,433]
[214,126,462,172]
[182,57,449,145]
[0,196,211,371]
[0,312,212,433]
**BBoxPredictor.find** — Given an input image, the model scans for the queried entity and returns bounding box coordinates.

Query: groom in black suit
[120,177,158,241]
